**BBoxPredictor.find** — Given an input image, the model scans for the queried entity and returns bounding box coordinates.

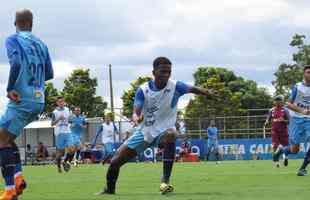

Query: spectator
[36,142,49,162]
[25,144,35,165]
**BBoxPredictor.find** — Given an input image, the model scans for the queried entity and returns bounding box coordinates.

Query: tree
[273,34,310,97]
[185,67,272,119]
[121,76,152,119]
[43,82,59,116]
[62,69,107,117]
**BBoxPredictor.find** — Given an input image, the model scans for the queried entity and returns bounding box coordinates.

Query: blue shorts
[126,129,164,153]
[102,142,114,157]
[289,117,310,145]
[207,139,219,152]
[72,134,82,146]
[0,101,44,136]
[56,133,74,150]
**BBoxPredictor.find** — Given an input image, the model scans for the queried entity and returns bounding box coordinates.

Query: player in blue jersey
[69,106,86,166]
[96,57,216,195]
[0,9,53,200]
[274,65,310,176]
[206,120,220,163]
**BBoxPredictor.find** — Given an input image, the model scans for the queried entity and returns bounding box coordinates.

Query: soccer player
[0,9,53,200]
[206,120,220,163]
[92,114,117,165]
[275,65,310,176]
[264,95,289,168]
[96,57,215,195]
[51,97,75,173]
[69,106,86,166]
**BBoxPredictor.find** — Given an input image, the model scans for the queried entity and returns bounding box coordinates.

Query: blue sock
[15,163,22,175]
[13,145,22,176]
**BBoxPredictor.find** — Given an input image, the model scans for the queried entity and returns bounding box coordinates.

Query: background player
[206,120,220,163]
[69,106,86,166]
[264,95,289,168]
[275,65,310,176]
[0,9,53,200]
[96,57,216,195]
[92,114,118,165]
[51,97,75,173]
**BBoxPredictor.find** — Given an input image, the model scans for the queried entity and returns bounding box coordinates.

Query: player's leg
[63,134,75,171]
[280,129,289,167]
[158,129,177,194]
[97,129,146,195]
[214,141,220,163]
[12,142,26,196]
[0,130,18,200]
[274,117,301,159]
[206,140,211,161]
[101,143,114,165]
[271,130,280,167]
[297,119,310,176]
[55,134,66,173]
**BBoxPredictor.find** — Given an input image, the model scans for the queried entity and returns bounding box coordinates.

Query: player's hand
[7,90,21,103]
[301,109,310,115]
[132,113,140,126]
[59,114,65,120]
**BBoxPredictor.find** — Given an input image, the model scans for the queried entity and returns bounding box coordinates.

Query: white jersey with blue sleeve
[52,107,71,135]
[134,80,190,143]
[288,82,310,118]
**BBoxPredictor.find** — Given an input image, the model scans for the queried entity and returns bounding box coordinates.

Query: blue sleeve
[44,48,54,81]
[5,37,21,92]
[175,81,191,96]
[134,87,145,109]
[289,85,297,102]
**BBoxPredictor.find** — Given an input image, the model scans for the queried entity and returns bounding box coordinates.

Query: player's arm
[51,112,64,126]
[132,87,144,126]
[264,109,272,126]
[5,37,21,102]
[44,47,54,81]
[81,117,87,129]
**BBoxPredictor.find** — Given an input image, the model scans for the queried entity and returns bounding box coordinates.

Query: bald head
[15,9,33,31]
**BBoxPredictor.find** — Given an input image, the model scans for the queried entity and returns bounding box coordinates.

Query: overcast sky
[0,0,310,112]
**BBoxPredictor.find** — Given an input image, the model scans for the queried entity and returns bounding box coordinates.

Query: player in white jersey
[96,57,216,195]
[92,114,118,165]
[51,97,75,173]
[275,65,310,176]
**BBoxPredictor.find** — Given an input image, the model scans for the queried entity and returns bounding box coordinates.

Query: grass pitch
[7,160,310,200]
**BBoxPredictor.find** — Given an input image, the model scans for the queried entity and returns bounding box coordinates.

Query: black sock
[0,147,16,188]
[56,157,62,169]
[161,142,175,184]
[64,153,74,163]
[300,148,310,170]
[106,165,120,193]
[75,150,81,160]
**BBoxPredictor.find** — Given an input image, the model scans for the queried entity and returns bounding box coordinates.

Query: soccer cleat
[275,162,280,168]
[95,188,115,195]
[0,188,18,200]
[297,169,307,176]
[15,176,27,196]
[159,183,174,195]
[62,162,71,172]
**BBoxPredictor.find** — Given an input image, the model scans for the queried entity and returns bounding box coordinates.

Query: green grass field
[7,160,310,200]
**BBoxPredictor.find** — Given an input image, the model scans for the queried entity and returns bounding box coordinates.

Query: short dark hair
[56,96,64,101]
[153,57,172,69]
[304,65,310,72]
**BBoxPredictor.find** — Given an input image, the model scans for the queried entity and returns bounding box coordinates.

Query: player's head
[303,65,310,83]
[105,113,112,123]
[15,9,33,32]
[73,106,81,115]
[274,95,284,107]
[56,96,65,108]
[152,57,172,88]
